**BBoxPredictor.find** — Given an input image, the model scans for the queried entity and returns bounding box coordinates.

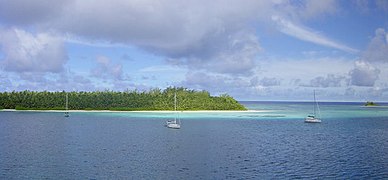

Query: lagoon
[1,101,388,179]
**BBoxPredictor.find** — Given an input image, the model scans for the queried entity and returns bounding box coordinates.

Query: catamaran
[305,90,321,123]
[64,93,70,117]
[166,93,180,129]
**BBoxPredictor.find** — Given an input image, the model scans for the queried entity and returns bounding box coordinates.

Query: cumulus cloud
[48,0,272,61]
[205,30,261,75]
[0,0,69,25]
[2,71,98,92]
[307,74,346,88]
[300,0,338,19]
[250,76,280,87]
[91,56,123,80]
[1,0,384,101]
[0,1,266,49]
[183,72,231,90]
[349,61,380,87]
[0,0,341,51]
[181,71,254,96]
[181,71,285,99]
[5,0,269,76]
[0,0,347,77]
[346,28,388,88]
[260,77,281,86]
[0,75,13,91]
[0,28,67,73]
[67,0,266,76]
[168,30,261,75]
[362,28,388,63]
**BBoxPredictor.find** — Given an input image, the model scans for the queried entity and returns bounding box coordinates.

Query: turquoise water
[0,101,387,179]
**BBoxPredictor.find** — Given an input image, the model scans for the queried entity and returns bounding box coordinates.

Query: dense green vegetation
[0,87,246,111]
[365,101,378,106]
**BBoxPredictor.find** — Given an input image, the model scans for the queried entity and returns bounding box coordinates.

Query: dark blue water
[1,101,388,179]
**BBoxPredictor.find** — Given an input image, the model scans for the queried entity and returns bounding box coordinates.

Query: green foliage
[15,106,28,110]
[365,101,378,106]
[0,88,246,111]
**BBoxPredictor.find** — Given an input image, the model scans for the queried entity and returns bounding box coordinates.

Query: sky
[1,0,388,101]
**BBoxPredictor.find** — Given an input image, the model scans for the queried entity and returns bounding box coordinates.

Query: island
[0,87,246,111]
[364,101,379,106]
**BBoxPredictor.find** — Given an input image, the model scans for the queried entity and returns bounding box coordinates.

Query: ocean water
[0,101,387,179]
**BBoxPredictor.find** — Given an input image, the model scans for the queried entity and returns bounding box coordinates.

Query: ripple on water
[1,107,388,179]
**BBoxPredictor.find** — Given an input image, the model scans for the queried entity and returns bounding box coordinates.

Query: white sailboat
[166,93,180,129]
[305,90,321,123]
[64,93,70,117]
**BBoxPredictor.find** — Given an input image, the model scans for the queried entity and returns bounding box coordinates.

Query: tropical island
[0,87,246,111]
[364,101,379,106]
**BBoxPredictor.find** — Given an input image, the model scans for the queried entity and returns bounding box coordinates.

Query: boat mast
[66,93,68,111]
[313,90,316,117]
[315,90,321,119]
[174,92,177,112]
[174,92,177,123]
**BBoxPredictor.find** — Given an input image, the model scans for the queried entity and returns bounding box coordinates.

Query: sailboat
[166,93,180,129]
[64,93,70,117]
[305,90,321,123]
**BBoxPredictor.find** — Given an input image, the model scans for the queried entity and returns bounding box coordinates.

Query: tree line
[0,87,246,111]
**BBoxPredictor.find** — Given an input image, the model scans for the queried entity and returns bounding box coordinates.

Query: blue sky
[1,0,388,101]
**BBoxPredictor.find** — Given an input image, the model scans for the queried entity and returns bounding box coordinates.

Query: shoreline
[1,109,270,113]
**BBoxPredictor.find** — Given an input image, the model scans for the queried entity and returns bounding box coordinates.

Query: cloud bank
[0,0,353,76]
[0,28,67,73]
[0,0,387,101]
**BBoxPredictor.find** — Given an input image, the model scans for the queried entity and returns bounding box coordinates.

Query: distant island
[0,87,246,111]
[364,101,379,106]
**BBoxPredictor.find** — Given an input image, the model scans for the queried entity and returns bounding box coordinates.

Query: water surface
[1,101,387,179]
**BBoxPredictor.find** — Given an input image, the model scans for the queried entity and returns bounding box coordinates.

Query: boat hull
[305,117,321,123]
[166,123,181,129]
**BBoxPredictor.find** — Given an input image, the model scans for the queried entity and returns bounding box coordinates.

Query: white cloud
[386,33,388,43]
[349,61,380,87]
[0,0,69,25]
[0,74,13,91]
[54,0,271,57]
[91,56,123,80]
[346,28,388,88]
[1,0,387,101]
[250,76,281,87]
[1,71,94,92]
[306,74,346,88]
[271,16,358,53]
[259,57,354,82]
[168,30,261,75]
[139,65,182,73]
[0,28,67,73]
[181,71,254,96]
[301,0,338,19]
[276,0,338,20]
[362,28,388,63]
[0,0,350,77]
[55,0,272,76]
